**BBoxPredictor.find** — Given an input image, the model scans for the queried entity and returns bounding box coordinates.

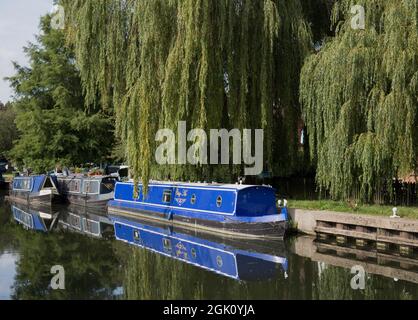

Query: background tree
[6,15,114,173]
[62,0,315,191]
[300,0,418,200]
[0,102,18,160]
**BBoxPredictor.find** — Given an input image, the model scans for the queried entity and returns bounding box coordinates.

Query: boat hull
[108,202,287,240]
[63,193,113,208]
[8,190,53,205]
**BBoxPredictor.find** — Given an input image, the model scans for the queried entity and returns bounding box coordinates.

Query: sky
[0,0,54,103]
[0,253,18,300]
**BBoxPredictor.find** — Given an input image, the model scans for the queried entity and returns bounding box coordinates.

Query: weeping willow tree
[300,0,418,201]
[61,0,313,191]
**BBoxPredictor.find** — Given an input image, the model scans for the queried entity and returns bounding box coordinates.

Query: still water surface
[1,190,418,300]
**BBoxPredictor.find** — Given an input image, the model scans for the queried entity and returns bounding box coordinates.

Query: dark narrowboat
[55,175,117,208]
[111,214,288,281]
[108,181,288,239]
[9,175,59,204]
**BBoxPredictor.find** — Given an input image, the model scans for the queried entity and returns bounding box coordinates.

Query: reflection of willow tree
[313,265,418,300]
[313,266,356,300]
[11,228,123,300]
[123,248,239,299]
[61,0,314,192]
[121,247,294,300]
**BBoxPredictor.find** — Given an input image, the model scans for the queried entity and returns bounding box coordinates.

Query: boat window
[191,194,197,205]
[163,238,172,253]
[84,219,100,235]
[68,179,82,193]
[133,230,141,242]
[216,196,223,208]
[162,189,172,203]
[216,256,223,268]
[13,207,34,229]
[69,214,81,229]
[13,178,32,191]
[83,180,100,194]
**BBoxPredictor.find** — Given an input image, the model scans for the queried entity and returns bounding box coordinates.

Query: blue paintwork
[12,205,48,232]
[12,175,46,193]
[109,182,287,225]
[111,214,288,280]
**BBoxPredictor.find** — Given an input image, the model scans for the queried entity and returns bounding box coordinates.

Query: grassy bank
[289,200,418,220]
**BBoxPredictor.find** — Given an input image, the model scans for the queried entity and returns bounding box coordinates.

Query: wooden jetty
[292,236,418,285]
[289,209,418,255]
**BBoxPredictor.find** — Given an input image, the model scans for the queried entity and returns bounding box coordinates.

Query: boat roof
[14,175,44,179]
[56,174,113,180]
[123,180,274,191]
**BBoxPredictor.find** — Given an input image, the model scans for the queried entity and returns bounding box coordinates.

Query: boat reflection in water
[57,205,114,239]
[11,202,58,232]
[110,213,288,281]
[10,202,289,282]
[10,202,115,239]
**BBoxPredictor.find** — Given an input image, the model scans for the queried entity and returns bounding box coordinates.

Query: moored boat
[55,175,117,208]
[111,213,288,281]
[9,175,59,204]
[108,181,288,239]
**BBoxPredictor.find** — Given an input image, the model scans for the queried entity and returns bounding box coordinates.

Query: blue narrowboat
[108,181,288,239]
[10,175,59,204]
[111,214,288,281]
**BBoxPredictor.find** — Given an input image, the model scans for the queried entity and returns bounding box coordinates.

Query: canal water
[1,190,418,300]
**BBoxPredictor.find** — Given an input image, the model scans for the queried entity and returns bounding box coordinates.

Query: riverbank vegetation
[300,0,418,202]
[289,200,418,220]
[5,16,115,172]
[0,102,18,159]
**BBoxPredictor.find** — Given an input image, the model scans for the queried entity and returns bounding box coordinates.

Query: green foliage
[0,103,18,159]
[301,0,335,42]
[300,0,418,200]
[61,0,313,192]
[289,199,418,219]
[10,227,122,300]
[6,15,114,173]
